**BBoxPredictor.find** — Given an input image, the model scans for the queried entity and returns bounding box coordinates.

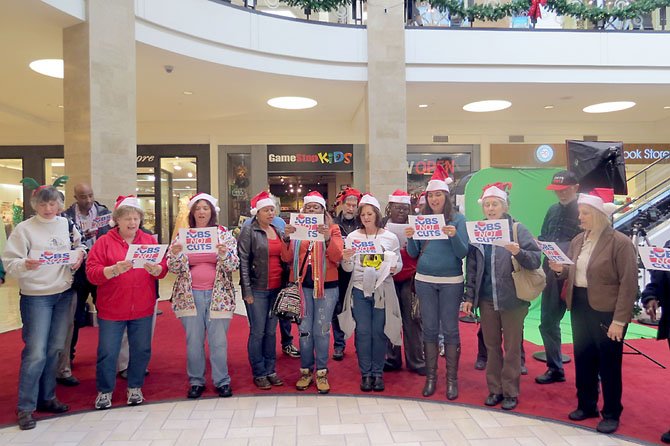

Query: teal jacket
[406,213,469,277]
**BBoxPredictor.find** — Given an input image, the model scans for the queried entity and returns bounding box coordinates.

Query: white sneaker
[94,392,112,410]
[127,388,144,406]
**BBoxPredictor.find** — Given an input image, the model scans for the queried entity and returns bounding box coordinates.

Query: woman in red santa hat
[282,191,343,394]
[167,193,239,399]
[462,183,540,411]
[86,195,168,411]
[549,189,637,434]
[237,191,287,389]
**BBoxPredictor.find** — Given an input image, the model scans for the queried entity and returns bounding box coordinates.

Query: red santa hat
[303,191,326,209]
[250,191,275,216]
[337,187,362,205]
[577,188,618,216]
[110,195,143,227]
[388,189,411,205]
[415,192,426,214]
[188,192,220,213]
[426,165,453,193]
[478,182,512,205]
[358,193,381,211]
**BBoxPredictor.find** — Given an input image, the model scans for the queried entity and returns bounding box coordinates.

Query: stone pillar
[365,0,407,207]
[63,0,136,208]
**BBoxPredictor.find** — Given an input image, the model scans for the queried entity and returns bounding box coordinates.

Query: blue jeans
[351,288,386,377]
[97,316,153,392]
[245,289,279,378]
[17,290,74,412]
[180,289,231,387]
[299,287,338,371]
[415,280,463,345]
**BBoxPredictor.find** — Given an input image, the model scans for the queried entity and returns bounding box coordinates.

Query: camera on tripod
[634,207,661,232]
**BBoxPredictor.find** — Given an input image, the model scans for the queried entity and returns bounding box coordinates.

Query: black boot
[445,344,460,400]
[422,342,438,397]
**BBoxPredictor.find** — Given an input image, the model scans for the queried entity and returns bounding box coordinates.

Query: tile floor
[0,395,647,446]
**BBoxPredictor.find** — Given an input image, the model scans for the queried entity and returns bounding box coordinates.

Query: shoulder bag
[510,222,546,302]
[272,241,312,324]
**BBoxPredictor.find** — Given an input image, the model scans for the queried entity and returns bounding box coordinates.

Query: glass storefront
[227,153,252,227]
[0,159,23,237]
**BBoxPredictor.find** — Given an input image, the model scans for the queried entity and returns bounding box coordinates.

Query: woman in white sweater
[3,185,86,431]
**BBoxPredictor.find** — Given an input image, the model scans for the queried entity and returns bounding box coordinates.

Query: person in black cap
[535,170,582,385]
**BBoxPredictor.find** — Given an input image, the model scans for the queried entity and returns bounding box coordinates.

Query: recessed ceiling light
[418,104,429,108]
[583,101,636,113]
[173,164,182,171]
[544,105,554,109]
[267,96,317,110]
[183,91,193,95]
[57,104,64,109]
[664,106,670,109]
[29,59,64,79]
[463,100,512,113]
[187,172,193,178]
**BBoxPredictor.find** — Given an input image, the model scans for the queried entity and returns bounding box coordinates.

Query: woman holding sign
[282,191,343,394]
[548,189,637,434]
[406,167,469,400]
[3,182,86,430]
[463,183,540,411]
[168,193,239,399]
[86,196,167,410]
[339,194,402,392]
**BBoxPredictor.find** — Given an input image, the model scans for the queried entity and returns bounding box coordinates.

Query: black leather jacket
[237,219,286,297]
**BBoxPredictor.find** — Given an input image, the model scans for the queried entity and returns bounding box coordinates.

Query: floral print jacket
[167,226,239,318]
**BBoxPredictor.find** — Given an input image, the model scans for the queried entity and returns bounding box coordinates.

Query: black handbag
[272,242,312,324]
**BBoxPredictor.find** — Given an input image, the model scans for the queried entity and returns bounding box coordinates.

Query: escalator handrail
[613,175,670,221]
[626,151,670,184]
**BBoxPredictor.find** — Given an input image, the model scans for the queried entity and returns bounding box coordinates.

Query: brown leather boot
[422,342,438,397]
[445,344,460,400]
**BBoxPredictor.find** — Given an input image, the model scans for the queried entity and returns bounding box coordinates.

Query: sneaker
[315,369,330,394]
[254,376,272,390]
[439,343,445,357]
[283,344,300,358]
[296,368,313,390]
[95,392,112,410]
[332,347,345,361]
[267,373,284,386]
[17,411,35,430]
[127,388,144,406]
[474,358,486,370]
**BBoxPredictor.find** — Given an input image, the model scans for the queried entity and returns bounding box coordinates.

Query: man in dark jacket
[57,184,111,386]
[641,239,670,444]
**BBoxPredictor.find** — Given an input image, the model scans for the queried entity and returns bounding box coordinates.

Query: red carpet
[1,300,668,444]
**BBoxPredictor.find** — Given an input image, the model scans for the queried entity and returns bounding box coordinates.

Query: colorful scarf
[292,239,327,299]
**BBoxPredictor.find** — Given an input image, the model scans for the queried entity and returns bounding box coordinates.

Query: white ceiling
[2,0,670,142]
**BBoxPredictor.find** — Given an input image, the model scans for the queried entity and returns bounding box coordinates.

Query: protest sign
[92,213,112,228]
[30,250,78,266]
[408,214,448,240]
[125,244,168,268]
[289,213,324,242]
[386,223,410,247]
[179,227,218,254]
[536,241,574,265]
[639,246,670,271]
[346,238,383,255]
[466,219,511,245]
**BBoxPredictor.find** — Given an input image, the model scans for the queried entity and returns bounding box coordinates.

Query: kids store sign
[267,145,354,172]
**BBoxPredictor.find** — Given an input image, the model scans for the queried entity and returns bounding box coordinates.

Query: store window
[407,152,472,197]
[45,158,66,195]
[136,167,157,235]
[227,153,251,227]
[160,157,197,243]
[0,159,24,237]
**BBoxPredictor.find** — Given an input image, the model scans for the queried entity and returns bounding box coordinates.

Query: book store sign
[267,145,354,173]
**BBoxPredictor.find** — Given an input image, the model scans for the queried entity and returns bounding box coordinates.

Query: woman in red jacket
[86,196,167,410]
[282,191,343,394]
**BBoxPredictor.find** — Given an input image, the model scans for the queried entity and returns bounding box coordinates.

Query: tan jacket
[559,226,638,324]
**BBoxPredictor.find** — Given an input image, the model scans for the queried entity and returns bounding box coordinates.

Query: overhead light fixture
[463,100,512,113]
[57,104,64,109]
[418,104,429,108]
[267,96,317,110]
[183,91,193,95]
[173,164,182,171]
[544,105,554,109]
[583,101,636,113]
[29,59,64,79]
[187,172,193,178]
[664,106,670,109]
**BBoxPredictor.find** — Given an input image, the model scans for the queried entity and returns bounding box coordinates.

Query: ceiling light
[183,91,193,95]
[187,172,193,178]
[418,104,429,108]
[57,104,64,109]
[664,106,670,109]
[185,185,191,189]
[583,101,636,113]
[173,164,182,171]
[29,59,64,79]
[463,100,511,113]
[544,105,554,109]
[267,96,317,110]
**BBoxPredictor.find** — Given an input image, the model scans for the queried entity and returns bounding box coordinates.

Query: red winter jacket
[86,228,168,321]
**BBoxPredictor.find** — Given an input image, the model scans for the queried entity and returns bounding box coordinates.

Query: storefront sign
[125,244,168,268]
[623,144,670,163]
[407,158,455,176]
[267,145,354,172]
[466,219,511,245]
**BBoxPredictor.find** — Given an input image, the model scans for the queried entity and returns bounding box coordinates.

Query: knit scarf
[292,239,327,299]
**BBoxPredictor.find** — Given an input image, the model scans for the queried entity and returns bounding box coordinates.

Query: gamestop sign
[623,144,670,164]
[267,145,354,172]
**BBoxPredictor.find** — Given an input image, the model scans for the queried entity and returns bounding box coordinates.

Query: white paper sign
[29,250,79,266]
[536,241,574,265]
[179,227,218,254]
[466,219,511,246]
[125,244,168,268]
[346,238,383,255]
[386,223,410,247]
[408,214,448,240]
[639,247,670,271]
[92,213,112,228]
[289,213,324,241]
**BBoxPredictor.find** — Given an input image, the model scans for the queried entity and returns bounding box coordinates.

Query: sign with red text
[289,213,324,242]
[408,215,448,240]
[125,244,168,268]
[639,247,670,271]
[30,250,78,266]
[179,227,218,254]
[466,219,511,246]
[536,241,573,265]
[93,213,112,228]
[346,238,383,255]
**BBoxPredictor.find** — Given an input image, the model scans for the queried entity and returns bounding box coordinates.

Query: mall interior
[0,0,669,444]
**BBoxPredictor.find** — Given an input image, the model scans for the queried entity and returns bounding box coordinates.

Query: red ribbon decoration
[529,0,547,20]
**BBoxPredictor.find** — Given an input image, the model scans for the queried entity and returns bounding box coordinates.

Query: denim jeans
[180,289,231,387]
[299,287,338,371]
[97,315,153,392]
[17,290,74,412]
[245,289,279,378]
[279,319,294,348]
[415,280,463,345]
[351,287,386,377]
